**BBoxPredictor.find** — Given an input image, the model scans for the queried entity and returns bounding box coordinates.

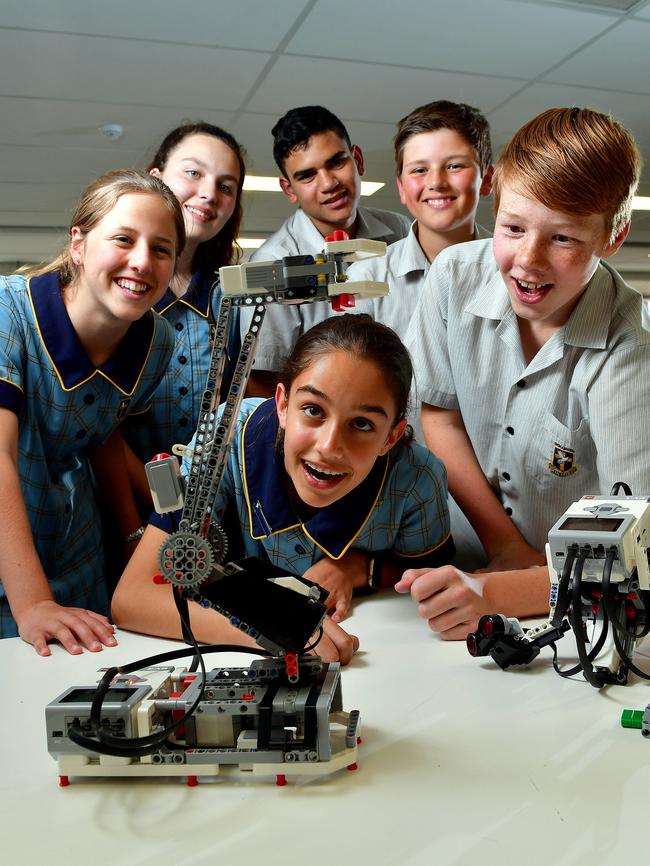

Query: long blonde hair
[22,169,186,285]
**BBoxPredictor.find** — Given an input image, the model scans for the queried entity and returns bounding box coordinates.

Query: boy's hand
[304,550,368,623]
[308,616,359,665]
[16,601,118,656]
[395,565,489,641]
[478,539,545,574]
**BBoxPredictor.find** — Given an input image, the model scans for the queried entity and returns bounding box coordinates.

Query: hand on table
[308,616,359,665]
[395,565,489,641]
[304,550,368,623]
[17,600,117,656]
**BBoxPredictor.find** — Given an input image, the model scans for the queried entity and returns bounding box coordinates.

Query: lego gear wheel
[158,531,214,588]
[207,521,228,564]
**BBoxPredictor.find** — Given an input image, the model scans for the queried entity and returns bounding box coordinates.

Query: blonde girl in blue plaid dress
[123,123,245,492]
[0,170,184,655]
[113,315,453,664]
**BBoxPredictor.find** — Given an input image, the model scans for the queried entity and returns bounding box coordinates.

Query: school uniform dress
[347,224,491,569]
[0,272,174,637]
[150,397,453,575]
[405,238,650,552]
[347,222,491,336]
[124,268,240,461]
[241,206,411,372]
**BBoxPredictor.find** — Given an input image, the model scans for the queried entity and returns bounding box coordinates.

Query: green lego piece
[621,709,644,729]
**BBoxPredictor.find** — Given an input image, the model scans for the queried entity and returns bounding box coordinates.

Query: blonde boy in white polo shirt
[401,108,648,640]
[350,100,493,335]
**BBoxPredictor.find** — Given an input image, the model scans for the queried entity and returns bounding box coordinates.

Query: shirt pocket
[524,412,595,491]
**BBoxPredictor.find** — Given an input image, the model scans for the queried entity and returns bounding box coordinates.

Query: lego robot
[467,490,650,688]
[46,236,386,785]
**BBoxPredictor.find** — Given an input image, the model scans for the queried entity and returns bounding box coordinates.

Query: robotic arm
[467,491,650,688]
[145,236,389,661]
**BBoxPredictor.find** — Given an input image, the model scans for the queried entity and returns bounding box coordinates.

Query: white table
[2,591,649,866]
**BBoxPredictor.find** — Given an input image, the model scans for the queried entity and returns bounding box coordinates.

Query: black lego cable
[67,635,272,758]
[569,547,608,689]
[600,549,650,681]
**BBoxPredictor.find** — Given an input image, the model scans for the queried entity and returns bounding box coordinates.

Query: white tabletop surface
[2,590,649,866]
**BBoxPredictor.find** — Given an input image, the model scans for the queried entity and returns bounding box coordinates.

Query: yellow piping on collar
[242,400,302,540]
[157,296,209,318]
[0,376,24,394]
[302,457,390,561]
[27,277,157,396]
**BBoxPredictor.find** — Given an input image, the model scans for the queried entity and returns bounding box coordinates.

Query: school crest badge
[549,443,577,477]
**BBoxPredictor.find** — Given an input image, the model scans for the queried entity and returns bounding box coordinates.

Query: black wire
[552,606,609,679]
[610,482,632,496]
[303,627,324,653]
[67,640,273,757]
[569,547,608,688]
[600,549,650,681]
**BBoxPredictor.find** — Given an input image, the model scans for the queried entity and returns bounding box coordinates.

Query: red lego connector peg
[324,230,349,242]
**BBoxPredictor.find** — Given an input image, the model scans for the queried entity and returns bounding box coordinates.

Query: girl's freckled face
[275,350,405,509]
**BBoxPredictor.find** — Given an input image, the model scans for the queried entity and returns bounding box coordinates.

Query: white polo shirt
[405,238,650,552]
[348,221,491,337]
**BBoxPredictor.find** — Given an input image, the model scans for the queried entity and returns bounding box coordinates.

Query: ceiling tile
[287,0,615,78]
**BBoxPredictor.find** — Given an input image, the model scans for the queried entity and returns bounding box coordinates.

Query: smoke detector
[99,123,124,142]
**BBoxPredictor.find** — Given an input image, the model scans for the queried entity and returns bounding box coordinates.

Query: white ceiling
[2,0,650,285]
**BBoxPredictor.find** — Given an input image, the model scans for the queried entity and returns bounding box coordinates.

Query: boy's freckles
[492,186,620,339]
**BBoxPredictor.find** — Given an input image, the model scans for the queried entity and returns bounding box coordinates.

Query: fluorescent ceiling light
[632,196,650,211]
[243,175,384,196]
[359,181,385,196]
[243,176,282,192]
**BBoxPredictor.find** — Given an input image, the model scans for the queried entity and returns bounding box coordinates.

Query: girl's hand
[304,550,368,622]
[16,601,118,656]
[395,565,489,641]
[308,616,359,665]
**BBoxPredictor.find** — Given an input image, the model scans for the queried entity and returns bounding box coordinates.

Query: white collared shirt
[405,238,650,551]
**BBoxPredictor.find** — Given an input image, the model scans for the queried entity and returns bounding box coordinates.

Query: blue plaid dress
[0,273,174,637]
[124,268,240,462]
[151,398,452,575]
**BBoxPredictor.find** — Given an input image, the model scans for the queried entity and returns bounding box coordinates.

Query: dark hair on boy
[279,313,412,427]
[394,100,492,176]
[492,107,643,243]
[272,106,352,177]
[148,121,246,268]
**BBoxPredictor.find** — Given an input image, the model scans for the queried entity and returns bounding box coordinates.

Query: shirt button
[178,355,187,364]
[175,322,184,331]
[179,386,188,396]
[83,394,95,405]
[64,504,71,514]
[294,544,306,555]
[506,426,515,435]
[75,429,86,440]
[505,507,513,516]
[51,474,59,485]
[503,472,511,481]
[516,380,526,388]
